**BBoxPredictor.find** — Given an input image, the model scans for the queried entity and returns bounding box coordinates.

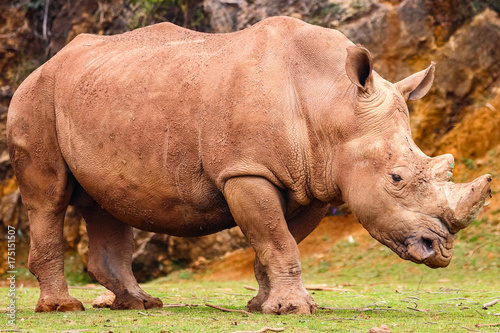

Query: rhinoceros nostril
[421,237,434,258]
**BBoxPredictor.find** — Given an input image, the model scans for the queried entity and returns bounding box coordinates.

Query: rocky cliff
[0,0,498,282]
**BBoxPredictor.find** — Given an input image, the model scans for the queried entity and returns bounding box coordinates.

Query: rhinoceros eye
[391,174,403,182]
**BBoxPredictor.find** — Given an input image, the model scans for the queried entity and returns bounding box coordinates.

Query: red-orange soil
[201,215,368,281]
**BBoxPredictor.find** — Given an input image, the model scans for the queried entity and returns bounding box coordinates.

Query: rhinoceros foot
[92,290,116,308]
[247,291,268,312]
[35,295,85,312]
[261,289,317,315]
[109,290,163,310]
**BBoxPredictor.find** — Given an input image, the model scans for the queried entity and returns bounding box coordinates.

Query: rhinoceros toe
[260,290,317,315]
[35,296,85,312]
[109,290,163,310]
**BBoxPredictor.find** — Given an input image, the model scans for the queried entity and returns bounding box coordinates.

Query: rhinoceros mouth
[404,217,454,268]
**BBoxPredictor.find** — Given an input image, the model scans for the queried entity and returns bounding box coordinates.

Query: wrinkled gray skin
[7,17,491,315]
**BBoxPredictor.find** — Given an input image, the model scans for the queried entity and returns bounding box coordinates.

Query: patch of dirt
[200,215,367,281]
[435,92,500,161]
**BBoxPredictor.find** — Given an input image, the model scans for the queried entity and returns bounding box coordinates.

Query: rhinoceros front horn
[443,174,492,234]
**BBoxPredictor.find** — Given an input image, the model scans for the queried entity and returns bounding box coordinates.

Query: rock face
[131,228,247,282]
[335,2,500,155]
[1,0,499,281]
[203,0,378,32]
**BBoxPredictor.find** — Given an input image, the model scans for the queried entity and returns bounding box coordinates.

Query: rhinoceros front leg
[247,203,329,312]
[78,202,163,310]
[224,176,317,314]
[247,255,270,312]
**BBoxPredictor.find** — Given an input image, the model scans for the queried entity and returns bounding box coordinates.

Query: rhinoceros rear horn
[395,62,435,101]
[346,45,374,93]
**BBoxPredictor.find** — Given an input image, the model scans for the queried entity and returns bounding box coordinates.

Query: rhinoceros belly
[67,152,236,237]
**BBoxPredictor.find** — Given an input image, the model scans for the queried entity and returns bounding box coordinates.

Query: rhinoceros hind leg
[8,63,85,312]
[9,145,84,312]
[28,205,85,313]
[79,202,163,310]
[22,181,85,313]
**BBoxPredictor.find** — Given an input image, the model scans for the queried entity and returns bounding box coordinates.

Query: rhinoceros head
[334,45,492,268]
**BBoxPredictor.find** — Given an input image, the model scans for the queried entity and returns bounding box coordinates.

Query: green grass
[1,218,499,332]
[1,280,499,332]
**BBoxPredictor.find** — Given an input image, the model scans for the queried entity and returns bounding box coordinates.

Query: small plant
[190,7,205,28]
[12,55,46,85]
[461,157,476,170]
[472,217,488,225]
[129,0,177,29]
[316,260,331,274]
[179,269,194,280]
[26,0,45,10]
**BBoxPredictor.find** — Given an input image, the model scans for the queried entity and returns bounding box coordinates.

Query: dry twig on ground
[406,302,430,312]
[163,303,200,307]
[483,299,499,309]
[475,323,500,328]
[68,285,100,290]
[243,285,258,291]
[243,284,355,293]
[320,306,401,312]
[305,285,355,292]
[230,327,285,333]
[206,303,253,315]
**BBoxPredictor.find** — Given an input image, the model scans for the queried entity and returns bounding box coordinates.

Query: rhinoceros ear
[345,45,374,94]
[395,62,435,100]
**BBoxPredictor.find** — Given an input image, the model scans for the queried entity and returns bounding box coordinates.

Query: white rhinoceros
[7,16,491,314]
